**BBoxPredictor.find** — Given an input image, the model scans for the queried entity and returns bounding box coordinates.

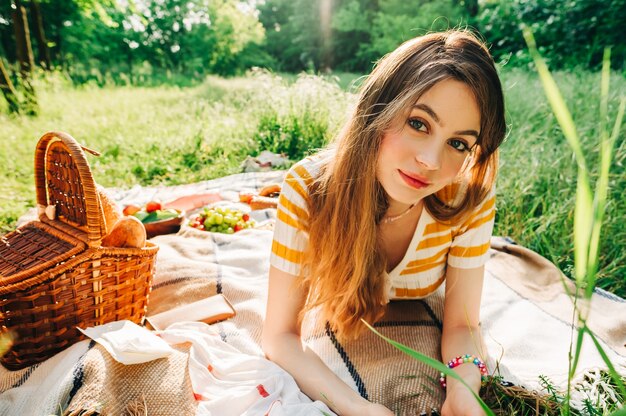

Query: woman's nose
[415,142,442,170]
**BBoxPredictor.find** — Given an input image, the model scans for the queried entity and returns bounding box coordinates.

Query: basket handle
[35,131,107,246]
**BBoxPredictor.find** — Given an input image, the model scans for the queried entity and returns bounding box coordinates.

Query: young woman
[262,30,506,416]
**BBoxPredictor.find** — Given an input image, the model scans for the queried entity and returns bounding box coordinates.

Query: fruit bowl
[142,210,184,239]
[123,203,185,239]
[188,206,256,234]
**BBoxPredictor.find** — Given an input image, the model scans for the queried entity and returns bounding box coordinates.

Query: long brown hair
[300,30,507,338]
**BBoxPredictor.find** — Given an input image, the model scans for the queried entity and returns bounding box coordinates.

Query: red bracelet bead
[439,354,488,389]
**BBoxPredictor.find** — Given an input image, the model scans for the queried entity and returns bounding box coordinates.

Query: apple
[145,201,162,213]
[122,204,141,216]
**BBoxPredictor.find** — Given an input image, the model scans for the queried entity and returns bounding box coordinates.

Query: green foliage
[253,111,329,160]
[0,0,269,86]
[2,0,622,91]
[475,0,626,69]
[258,0,467,73]
[256,0,626,73]
[361,0,465,59]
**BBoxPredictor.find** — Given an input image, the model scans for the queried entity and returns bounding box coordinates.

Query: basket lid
[34,132,107,247]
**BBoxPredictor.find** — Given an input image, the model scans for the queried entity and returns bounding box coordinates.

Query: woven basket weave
[0,131,158,370]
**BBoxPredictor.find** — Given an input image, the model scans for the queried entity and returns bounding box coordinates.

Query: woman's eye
[408,118,427,132]
[448,139,469,152]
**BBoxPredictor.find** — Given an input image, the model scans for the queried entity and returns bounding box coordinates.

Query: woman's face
[376,79,481,210]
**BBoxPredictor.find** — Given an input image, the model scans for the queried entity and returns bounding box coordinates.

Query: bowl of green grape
[188,206,256,234]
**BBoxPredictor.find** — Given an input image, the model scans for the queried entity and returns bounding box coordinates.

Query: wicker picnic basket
[0,131,159,370]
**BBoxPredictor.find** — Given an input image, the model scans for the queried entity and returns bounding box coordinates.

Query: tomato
[145,201,162,213]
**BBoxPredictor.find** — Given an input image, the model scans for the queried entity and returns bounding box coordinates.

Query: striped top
[270,154,496,301]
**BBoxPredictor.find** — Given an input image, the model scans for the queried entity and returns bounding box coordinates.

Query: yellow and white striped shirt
[270,155,495,300]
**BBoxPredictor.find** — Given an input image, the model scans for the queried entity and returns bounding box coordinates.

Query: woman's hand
[441,383,486,416]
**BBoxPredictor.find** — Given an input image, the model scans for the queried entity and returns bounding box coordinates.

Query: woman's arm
[262,266,393,416]
[440,265,487,416]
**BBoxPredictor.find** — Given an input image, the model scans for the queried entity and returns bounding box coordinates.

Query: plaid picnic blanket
[1,171,624,415]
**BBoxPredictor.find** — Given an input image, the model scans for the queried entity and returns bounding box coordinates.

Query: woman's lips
[399,170,430,189]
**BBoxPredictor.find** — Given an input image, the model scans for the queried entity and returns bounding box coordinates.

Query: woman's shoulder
[437,175,495,209]
[286,151,333,183]
[430,177,496,231]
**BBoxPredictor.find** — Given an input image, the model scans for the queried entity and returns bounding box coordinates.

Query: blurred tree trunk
[0,58,20,113]
[11,0,38,115]
[30,0,51,70]
[12,0,35,74]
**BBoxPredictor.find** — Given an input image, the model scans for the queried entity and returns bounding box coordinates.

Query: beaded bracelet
[439,354,488,389]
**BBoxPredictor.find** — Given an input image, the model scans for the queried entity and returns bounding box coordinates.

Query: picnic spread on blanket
[1,133,625,415]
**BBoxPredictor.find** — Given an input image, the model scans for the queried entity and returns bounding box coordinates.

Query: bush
[474,0,626,70]
[252,111,330,160]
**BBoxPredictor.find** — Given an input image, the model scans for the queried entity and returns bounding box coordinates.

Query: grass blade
[587,96,625,296]
[522,27,593,286]
[586,51,625,296]
[362,321,495,416]
[568,327,585,380]
[574,171,593,285]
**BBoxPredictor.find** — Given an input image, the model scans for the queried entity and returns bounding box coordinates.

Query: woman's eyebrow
[413,104,440,123]
[412,104,479,139]
[455,129,480,140]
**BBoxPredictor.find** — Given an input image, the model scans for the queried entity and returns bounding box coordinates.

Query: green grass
[0,69,351,232]
[0,67,624,300]
[495,67,626,298]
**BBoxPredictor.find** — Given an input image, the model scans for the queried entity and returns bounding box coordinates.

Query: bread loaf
[97,187,122,235]
[249,195,278,210]
[101,216,147,248]
[258,183,281,197]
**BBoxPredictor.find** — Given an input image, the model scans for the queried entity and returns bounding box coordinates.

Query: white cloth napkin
[78,320,174,365]
[159,322,335,416]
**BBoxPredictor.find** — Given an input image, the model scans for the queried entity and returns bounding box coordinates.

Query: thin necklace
[382,203,418,224]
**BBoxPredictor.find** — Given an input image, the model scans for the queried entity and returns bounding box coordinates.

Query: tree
[259,0,467,73]
[331,0,377,71]
[30,0,51,69]
[363,0,464,59]
[12,0,35,74]
[11,0,37,115]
